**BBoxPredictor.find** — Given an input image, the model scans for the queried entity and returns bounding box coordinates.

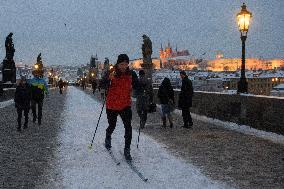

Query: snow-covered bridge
[1,87,283,189]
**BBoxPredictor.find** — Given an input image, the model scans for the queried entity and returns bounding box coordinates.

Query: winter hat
[180,71,187,76]
[116,54,129,65]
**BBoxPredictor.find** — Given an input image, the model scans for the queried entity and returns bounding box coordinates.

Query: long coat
[178,76,193,108]
[136,76,153,112]
[14,83,31,109]
[158,83,174,105]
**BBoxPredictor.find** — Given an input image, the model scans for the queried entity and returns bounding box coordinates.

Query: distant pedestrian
[58,78,64,94]
[14,76,31,131]
[91,79,97,94]
[158,77,174,128]
[178,71,193,128]
[28,73,49,125]
[103,54,139,161]
[136,70,153,129]
[81,79,86,90]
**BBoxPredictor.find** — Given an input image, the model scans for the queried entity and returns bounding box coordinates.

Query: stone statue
[2,32,16,83]
[5,32,15,60]
[141,34,153,82]
[142,34,152,59]
[32,53,44,77]
[104,57,110,70]
[37,53,42,64]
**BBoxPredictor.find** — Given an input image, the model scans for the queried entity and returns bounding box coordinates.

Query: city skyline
[0,0,283,66]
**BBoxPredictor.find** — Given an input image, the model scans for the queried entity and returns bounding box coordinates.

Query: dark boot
[162,117,166,128]
[38,119,41,125]
[105,135,111,150]
[124,147,132,161]
[23,122,28,129]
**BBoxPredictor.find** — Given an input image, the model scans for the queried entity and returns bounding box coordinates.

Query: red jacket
[106,73,132,110]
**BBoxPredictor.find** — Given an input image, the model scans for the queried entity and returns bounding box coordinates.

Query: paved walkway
[0,86,283,188]
[87,87,284,189]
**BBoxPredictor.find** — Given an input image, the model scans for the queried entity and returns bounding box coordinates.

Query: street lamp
[236,3,252,93]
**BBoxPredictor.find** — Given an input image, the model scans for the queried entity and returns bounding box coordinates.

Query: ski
[126,160,148,182]
[119,151,148,182]
[106,148,121,165]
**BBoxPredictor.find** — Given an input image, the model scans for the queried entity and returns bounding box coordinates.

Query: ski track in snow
[46,87,231,189]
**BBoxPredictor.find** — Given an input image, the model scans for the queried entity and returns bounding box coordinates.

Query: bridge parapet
[153,89,284,135]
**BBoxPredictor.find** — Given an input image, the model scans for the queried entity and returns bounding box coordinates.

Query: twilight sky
[0,0,283,66]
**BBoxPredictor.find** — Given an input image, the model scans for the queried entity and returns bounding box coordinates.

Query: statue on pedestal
[32,53,44,77]
[5,32,15,60]
[104,57,110,71]
[2,32,16,83]
[141,34,153,81]
[142,34,152,64]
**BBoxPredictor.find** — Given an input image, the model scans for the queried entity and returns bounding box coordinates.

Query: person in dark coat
[58,78,64,94]
[14,76,31,131]
[103,54,139,161]
[28,73,49,125]
[91,79,97,94]
[136,70,153,129]
[158,77,174,128]
[178,71,194,128]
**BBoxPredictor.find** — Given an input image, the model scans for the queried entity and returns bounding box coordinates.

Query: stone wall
[0,88,16,102]
[153,89,284,135]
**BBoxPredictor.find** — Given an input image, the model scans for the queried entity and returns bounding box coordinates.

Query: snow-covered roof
[273,84,284,89]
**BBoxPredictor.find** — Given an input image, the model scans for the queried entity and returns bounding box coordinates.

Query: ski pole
[88,93,106,150]
[137,119,142,149]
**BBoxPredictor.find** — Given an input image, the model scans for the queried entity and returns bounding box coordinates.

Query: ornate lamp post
[236,3,252,93]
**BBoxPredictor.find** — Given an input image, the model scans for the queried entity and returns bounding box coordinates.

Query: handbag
[147,103,157,113]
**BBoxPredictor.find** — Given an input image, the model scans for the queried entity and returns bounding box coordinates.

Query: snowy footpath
[45,87,232,189]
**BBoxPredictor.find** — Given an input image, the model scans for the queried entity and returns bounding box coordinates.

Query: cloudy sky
[0,0,283,66]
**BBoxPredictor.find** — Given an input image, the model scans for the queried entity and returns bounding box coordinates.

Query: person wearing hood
[158,77,175,128]
[14,76,31,131]
[102,54,139,161]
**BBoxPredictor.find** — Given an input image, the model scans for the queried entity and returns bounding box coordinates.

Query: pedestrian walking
[178,71,194,128]
[136,70,153,129]
[157,77,175,128]
[28,73,48,125]
[14,76,31,131]
[92,79,97,94]
[103,54,139,160]
[58,78,64,94]
[81,78,86,90]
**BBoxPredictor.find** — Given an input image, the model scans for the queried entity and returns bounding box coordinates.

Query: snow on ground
[0,99,14,108]
[48,87,231,189]
[171,109,284,145]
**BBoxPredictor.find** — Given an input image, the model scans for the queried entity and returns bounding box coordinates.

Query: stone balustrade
[153,89,284,135]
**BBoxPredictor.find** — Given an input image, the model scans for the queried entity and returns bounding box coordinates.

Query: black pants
[106,107,132,149]
[31,100,43,121]
[59,87,63,94]
[17,108,29,127]
[182,107,193,127]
